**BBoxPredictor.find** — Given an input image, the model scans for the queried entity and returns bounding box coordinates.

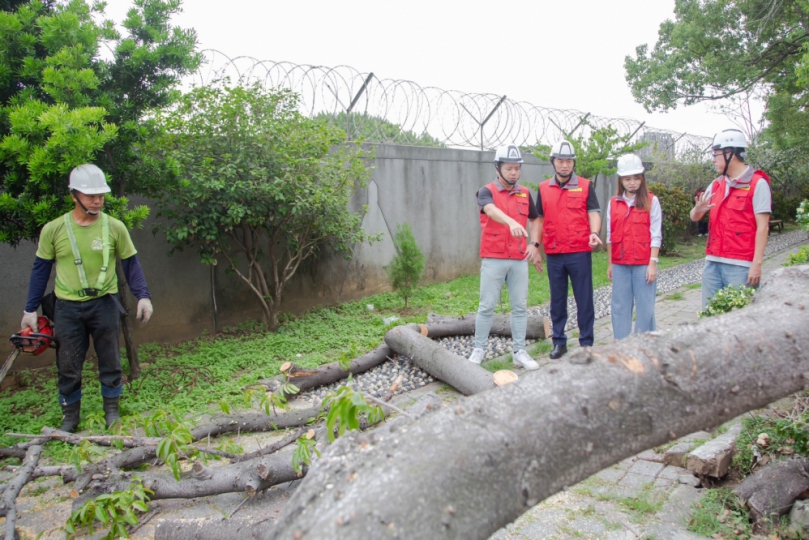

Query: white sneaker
[468,347,486,365]
[513,350,539,370]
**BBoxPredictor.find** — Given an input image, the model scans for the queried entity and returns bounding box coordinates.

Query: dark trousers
[546,252,595,347]
[55,294,123,405]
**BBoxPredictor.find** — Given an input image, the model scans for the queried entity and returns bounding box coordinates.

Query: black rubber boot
[59,401,81,433]
[103,397,121,429]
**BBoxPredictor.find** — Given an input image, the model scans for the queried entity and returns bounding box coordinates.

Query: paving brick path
[489,243,807,540]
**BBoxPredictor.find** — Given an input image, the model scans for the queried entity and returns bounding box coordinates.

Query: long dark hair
[617,173,651,212]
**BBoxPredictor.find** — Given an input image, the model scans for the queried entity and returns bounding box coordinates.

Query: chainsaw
[0,316,56,385]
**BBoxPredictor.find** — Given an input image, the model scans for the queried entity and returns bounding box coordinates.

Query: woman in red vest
[606,154,662,340]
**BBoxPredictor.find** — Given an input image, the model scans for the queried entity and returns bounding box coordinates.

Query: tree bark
[65,406,322,485]
[116,261,141,380]
[1,444,42,539]
[424,313,548,339]
[155,518,274,540]
[734,458,809,524]
[258,344,392,395]
[384,324,496,395]
[268,265,809,540]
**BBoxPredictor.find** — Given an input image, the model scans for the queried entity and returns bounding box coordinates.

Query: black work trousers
[55,294,122,405]
[546,251,595,347]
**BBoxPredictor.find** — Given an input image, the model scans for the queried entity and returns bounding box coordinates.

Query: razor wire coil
[193,50,712,157]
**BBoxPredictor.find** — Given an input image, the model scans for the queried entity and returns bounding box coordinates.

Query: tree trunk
[384,324,496,395]
[116,261,141,380]
[258,344,392,395]
[268,265,809,540]
[155,518,274,540]
[424,313,549,339]
[734,458,809,525]
[1,444,41,540]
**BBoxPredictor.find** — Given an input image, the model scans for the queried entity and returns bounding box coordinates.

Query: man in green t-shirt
[21,164,154,432]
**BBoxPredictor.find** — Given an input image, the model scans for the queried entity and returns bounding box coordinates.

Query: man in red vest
[690,128,771,309]
[537,140,602,359]
[468,144,542,370]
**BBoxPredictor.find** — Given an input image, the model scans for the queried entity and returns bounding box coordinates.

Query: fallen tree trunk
[424,313,548,339]
[734,458,809,524]
[155,518,274,540]
[257,344,392,395]
[269,265,809,540]
[1,444,42,539]
[385,324,496,395]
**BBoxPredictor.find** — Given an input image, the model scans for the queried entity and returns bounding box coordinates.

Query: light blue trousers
[474,258,528,351]
[701,260,753,309]
[611,264,657,340]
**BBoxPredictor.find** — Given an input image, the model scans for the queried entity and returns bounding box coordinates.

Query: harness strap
[57,213,112,298]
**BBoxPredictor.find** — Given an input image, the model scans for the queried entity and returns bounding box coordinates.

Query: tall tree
[153,84,376,331]
[624,0,809,150]
[0,0,199,378]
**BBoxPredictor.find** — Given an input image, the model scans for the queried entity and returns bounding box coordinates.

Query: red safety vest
[705,171,770,262]
[479,182,531,259]
[609,194,656,265]
[538,177,592,254]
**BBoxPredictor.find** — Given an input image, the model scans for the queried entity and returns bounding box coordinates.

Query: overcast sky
[104,0,762,140]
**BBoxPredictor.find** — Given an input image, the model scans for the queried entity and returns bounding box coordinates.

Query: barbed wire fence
[193,50,712,158]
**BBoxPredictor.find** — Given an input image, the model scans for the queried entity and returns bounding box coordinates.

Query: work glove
[136,298,153,325]
[21,311,39,332]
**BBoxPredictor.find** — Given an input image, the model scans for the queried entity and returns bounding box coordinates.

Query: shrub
[385,223,426,309]
[648,182,693,254]
[784,246,809,267]
[698,285,754,318]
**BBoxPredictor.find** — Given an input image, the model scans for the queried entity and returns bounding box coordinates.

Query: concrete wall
[0,144,615,361]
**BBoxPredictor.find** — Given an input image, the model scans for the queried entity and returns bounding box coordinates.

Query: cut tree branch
[269,265,809,540]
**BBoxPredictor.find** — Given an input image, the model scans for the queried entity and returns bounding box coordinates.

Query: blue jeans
[55,294,123,405]
[474,258,528,351]
[701,260,753,309]
[546,252,595,347]
[611,264,657,340]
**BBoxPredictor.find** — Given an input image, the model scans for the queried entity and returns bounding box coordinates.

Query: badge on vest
[514,192,527,197]
[566,188,583,192]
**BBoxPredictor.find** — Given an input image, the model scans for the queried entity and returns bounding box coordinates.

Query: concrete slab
[684,423,742,477]
[627,459,666,478]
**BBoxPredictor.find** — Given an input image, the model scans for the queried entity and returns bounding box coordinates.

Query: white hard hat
[616,154,645,176]
[550,140,576,159]
[69,164,111,195]
[712,128,747,150]
[494,144,523,163]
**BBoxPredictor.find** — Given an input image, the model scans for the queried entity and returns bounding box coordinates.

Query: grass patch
[657,236,708,269]
[663,291,685,301]
[733,411,809,476]
[686,283,702,290]
[598,483,667,523]
[0,249,694,453]
[688,488,753,538]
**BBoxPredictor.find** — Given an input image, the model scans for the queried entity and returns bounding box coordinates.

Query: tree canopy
[153,83,376,330]
[625,0,809,151]
[0,0,199,246]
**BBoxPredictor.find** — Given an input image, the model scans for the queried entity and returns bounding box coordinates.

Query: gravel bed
[298,230,807,405]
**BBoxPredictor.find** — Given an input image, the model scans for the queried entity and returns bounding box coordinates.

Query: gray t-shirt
[703,166,771,268]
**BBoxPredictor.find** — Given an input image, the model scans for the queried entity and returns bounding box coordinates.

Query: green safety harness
[55,212,113,298]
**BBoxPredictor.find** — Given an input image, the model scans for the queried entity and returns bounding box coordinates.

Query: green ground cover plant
[0,249,705,449]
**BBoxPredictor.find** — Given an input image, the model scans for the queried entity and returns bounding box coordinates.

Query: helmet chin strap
[721,149,733,177]
[496,163,518,185]
[72,190,99,215]
[551,158,573,181]
[625,189,637,195]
